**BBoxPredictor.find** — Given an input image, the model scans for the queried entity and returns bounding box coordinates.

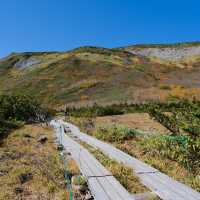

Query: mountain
[123,42,200,67]
[0,43,200,108]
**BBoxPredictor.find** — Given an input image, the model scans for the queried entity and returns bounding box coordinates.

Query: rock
[0,170,8,176]
[14,57,41,69]
[24,133,34,138]
[37,135,48,144]
[18,173,32,184]
[15,187,23,194]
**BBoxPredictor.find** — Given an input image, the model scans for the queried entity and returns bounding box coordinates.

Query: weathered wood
[51,120,133,200]
[62,120,200,200]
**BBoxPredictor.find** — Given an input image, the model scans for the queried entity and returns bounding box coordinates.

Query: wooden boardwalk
[51,120,133,200]
[61,120,200,200]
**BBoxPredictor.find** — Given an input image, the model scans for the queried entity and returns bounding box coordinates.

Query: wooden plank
[64,121,158,173]
[105,176,136,200]
[151,172,200,200]
[87,178,111,200]
[51,120,133,200]
[61,120,200,200]
[139,173,185,200]
[96,177,125,200]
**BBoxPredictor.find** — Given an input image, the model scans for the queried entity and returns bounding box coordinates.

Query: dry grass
[95,113,170,135]
[0,124,88,200]
[117,140,189,178]
[169,86,200,100]
[117,138,200,192]
[69,116,200,192]
[67,159,80,176]
[80,141,149,194]
[0,124,66,200]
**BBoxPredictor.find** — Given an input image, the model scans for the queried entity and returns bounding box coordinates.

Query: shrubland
[67,100,200,191]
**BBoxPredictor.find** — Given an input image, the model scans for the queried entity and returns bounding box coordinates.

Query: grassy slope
[0,45,200,108]
[0,124,66,200]
[0,124,88,200]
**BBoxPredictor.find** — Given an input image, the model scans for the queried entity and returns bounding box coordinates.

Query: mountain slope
[123,42,200,68]
[0,44,200,108]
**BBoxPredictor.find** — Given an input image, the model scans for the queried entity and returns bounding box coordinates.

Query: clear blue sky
[0,0,199,58]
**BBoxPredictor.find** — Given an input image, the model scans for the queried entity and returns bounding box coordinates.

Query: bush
[186,138,200,174]
[0,94,50,122]
[93,124,138,143]
[0,94,51,139]
[0,120,19,138]
[141,135,200,175]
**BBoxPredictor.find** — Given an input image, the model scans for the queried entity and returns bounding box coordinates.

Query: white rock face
[127,46,200,61]
[14,58,41,69]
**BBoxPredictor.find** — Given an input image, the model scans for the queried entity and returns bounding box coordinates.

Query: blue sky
[0,0,199,58]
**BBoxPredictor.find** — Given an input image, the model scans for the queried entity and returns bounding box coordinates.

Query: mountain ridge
[0,42,200,108]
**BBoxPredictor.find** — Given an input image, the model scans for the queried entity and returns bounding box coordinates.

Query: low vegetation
[0,94,50,139]
[71,46,132,57]
[125,42,200,49]
[65,102,146,117]
[0,95,70,199]
[80,142,150,194]
[0,124,66,200]
[147,101,200,178]
[65,100,199,117]
[68,100,200,191]
[0,94,50,122]
[93,124,139,143]
[1,44,200,107]
[0,94,89,199]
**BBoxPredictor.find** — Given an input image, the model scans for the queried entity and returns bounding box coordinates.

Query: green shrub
[141,135,200,175]
[0,94,51,139]
[0,94,50,122]
[93,124,138,143]
[186,138,200,174]
[0,120,19,138]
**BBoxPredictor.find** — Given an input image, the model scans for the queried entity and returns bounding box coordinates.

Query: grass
[0,122,91,200]
[0,124,66,200]
[2,45,200,108]
[126,41,200,49]
[134,64,147,71]
[69,116,200,192]
[159,84,171,90]
[80,141,149,194]
[67,159,80,176]
[92,123,139,143]
[116,135,200,192]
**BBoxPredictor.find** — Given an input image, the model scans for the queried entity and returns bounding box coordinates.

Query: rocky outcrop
[125,45,200,61]
[14,57,41,69]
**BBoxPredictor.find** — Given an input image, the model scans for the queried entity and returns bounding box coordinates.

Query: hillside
[0,43,200,108]
[123,42,200,66]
